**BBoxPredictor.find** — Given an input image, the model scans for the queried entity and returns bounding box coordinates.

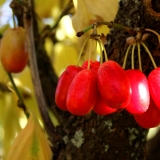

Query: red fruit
[82,60,100,74]
[125,69,150,114]
[55,65,82,111]
[148,67,160,109]
[93,94,117,115]
[67,69,97,116]
[0,27,28,73]
[134,97,160,128]
[97,60,131,108]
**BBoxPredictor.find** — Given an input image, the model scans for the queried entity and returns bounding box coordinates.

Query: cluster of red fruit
[55,60,160,129]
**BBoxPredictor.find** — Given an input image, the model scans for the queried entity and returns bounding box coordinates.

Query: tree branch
[23,0,56,143]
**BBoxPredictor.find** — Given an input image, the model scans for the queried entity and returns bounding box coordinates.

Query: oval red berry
[55,65,82,111]
[134,97,160,128]
[67,69,98,116]
[125,69,150,114]
[97,60,131,108]
[148,67,160,109]
[0,27,28,73]
[93,94,117,115]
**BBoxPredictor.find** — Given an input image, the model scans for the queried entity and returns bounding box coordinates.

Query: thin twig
[7,72,29,118]
[77,21,136,37]
[23,0,56,143]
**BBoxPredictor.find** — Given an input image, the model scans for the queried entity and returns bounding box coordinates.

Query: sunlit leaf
[6,113,53,160]
[72,0,118,61]
[1,93,22,157]
[72,0,118,32]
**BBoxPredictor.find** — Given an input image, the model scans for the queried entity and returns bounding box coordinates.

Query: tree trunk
[50,0,160,159]
[13,0,160,159]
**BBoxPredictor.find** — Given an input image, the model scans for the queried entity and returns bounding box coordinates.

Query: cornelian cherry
[0,27,28,73]
[97,60,131,108]
[125,69,150,114]
[134,97,160,128]
[67,69,97,116]
[82,60,100,73]
[93,94,117,115]
[55,65,82,111]
[148,67,160,109]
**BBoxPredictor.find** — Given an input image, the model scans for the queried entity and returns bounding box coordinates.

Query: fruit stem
[97,39,103,65]
[131,43,136,69]
[122,45,132,69]
[77,24,94,37]
[97,38,108,61]
[137,42,142,71]
[87,40,93,70]
[141,42,157,68]
[145,28,160,44]
[76,35,90,66]
[7,72,29,118]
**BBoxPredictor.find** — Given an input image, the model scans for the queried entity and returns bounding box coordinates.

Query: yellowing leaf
[72,0,118,61]
[6,113,53,160]
[85,0,118,22]
[1,92,23,157]
[72,0,118,32]
[72,0,93,33]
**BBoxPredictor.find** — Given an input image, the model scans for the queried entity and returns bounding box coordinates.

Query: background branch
[23,0,56,144]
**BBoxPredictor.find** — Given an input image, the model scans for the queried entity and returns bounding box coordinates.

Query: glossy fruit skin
[55,65,82,111]
[82,60,100,73]
[0,27,28,73]
[93,94,117,115]
[83,61,117,115]
[125,69,150,114]
[67,69,97,116]
[97,60,131,108]
[134,97,160,128]
[148,67,160,109]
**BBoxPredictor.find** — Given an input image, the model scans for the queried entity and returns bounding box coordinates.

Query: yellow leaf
[72,0,118,32]
[72,0,118,61]
[1,93,22,157]
[85,0,118,22]
[6,113,53,160]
